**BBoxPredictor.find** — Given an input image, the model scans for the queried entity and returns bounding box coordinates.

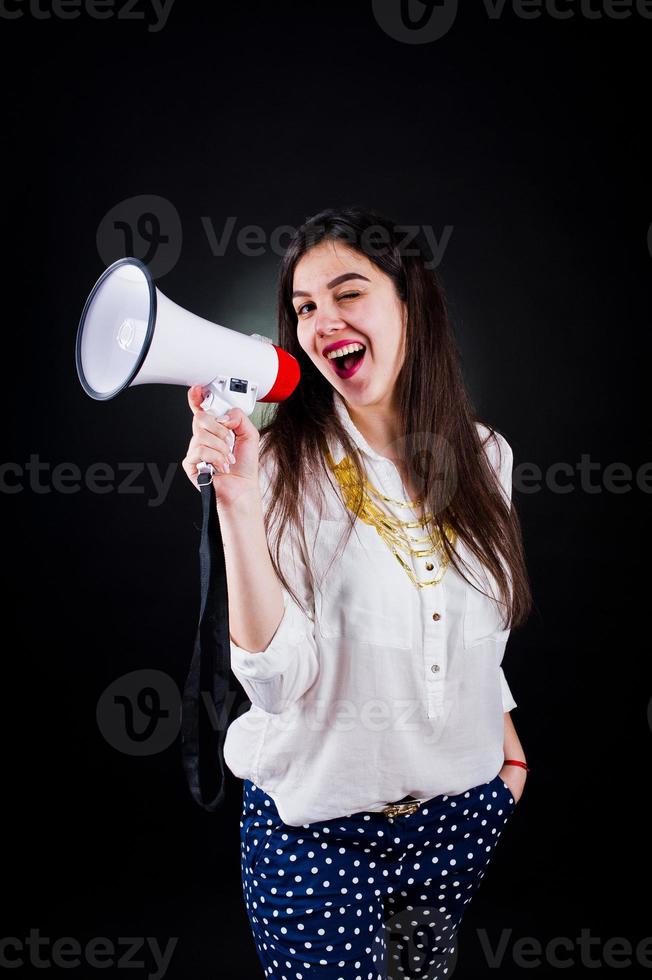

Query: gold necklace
[323,449,457,589]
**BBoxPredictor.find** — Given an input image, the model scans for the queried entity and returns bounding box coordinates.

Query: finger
[188,439,233,465]
[186,447,231,474]
[192,413,236,443]
[192,409,227,434]
[182,459,205,485]
[183,457,222,484]
[187,385,205,414]
[194,410,240,444]
[189,431,233,456]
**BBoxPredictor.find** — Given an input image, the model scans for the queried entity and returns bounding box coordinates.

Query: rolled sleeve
[230,589,307,677]
[494,431,514,506]
[230,591,319,714]
[478,424,513,507]
[495,433,516,712]
[479,425,515,637]
[499,666,517,712]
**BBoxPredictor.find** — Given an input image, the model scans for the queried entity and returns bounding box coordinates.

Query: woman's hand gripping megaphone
[183,385,261,507]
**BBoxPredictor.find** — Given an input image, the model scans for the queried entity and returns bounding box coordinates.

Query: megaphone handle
[196,426,235,486]
[197,384,237,485]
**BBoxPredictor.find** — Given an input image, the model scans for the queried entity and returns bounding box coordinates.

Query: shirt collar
[330,390,390,464]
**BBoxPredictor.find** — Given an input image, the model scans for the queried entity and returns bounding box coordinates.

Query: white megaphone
[75,257,300,481]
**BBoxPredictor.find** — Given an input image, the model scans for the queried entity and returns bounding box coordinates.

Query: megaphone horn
[75,257,300,480]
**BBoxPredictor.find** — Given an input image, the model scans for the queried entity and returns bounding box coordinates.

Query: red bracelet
[504,758,529,771]
[504,758,530,772]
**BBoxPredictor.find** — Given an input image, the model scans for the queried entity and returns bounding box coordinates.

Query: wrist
[503,758,530,773]
[216,487,263,517]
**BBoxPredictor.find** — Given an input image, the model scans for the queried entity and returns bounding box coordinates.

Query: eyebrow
[292,272,371,299]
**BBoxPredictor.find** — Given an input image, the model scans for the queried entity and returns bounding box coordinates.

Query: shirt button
[432,612,441,621]
[431,664,440,672]
[426,562,434,571]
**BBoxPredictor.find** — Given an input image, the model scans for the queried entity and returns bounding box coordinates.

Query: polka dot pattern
[239,773,516,979]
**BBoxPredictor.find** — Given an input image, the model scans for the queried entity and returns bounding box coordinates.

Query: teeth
[326,343,365,360]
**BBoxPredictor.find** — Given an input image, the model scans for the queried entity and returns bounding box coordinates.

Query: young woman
[182,207,532,980]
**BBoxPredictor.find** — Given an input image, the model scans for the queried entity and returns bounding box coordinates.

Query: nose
[314,303,347,339]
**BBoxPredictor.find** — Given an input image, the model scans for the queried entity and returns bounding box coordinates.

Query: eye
[295,291,361,317]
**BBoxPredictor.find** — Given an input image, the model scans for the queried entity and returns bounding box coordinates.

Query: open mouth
[327,345,366,379]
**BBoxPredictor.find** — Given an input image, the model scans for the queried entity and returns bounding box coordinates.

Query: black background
[3,1,650,978]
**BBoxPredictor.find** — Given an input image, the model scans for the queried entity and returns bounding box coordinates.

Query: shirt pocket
[459,537,512,649]
[307,519,414,650]
[463,577,511,647]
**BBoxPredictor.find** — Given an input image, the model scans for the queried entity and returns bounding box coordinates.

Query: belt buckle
[382,800,421,818]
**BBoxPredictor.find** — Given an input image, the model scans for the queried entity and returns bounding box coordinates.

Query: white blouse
[224,391,517,826]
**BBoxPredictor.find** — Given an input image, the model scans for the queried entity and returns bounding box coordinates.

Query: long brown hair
[258,206,532,631]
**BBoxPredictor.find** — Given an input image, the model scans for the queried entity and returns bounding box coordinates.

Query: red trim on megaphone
[259,345,301,402]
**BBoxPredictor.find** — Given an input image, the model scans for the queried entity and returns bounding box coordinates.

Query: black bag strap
[181,475,231,811]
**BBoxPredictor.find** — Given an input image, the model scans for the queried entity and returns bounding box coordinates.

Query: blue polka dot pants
[239,773,516,979]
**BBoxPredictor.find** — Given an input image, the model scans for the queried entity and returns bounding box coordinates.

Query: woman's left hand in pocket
[499,763,528,804]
